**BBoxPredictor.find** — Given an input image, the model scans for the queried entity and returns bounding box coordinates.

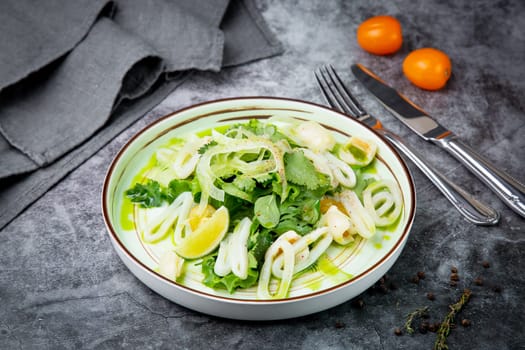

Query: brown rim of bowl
[101,96,416,305]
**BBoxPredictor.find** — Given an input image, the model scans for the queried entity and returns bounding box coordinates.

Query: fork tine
[323,65,367,117]
[314,67,347,113]
[315,66,361,117]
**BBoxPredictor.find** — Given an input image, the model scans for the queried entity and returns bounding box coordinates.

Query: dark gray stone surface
[1,0,524,349]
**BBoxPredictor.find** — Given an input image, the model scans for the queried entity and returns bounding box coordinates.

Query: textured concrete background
[1,0,524,349]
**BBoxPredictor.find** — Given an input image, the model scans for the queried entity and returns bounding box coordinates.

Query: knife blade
[351,63,525,218]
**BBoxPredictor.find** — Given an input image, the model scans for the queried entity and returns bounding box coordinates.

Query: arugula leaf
[125,180,166,208]
[284,151,330,190]
[201,254,259,293]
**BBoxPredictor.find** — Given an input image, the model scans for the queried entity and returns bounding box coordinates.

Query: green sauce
[120,155,158,231]
[348,145,367,162]
[120,197,135,231]
[318,254,353,283]
[306,279,323,291]
[361,159,378,174]
[383,214,402,233]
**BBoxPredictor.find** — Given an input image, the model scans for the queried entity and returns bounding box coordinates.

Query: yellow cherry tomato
[357,16,403,55]
[402,48,452,90]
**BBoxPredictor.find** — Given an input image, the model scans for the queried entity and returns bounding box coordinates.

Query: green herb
[233,175,257,193]
[126,178,201,208]
[201,254,259,293]
[198,140,218,154]
[234,119,287,142]
[274,189,322,235]
[125,179,166,208]
[165,178,198,202]
[254,194,280,228]
[404,306,429,335]
[434,289,472,350]
[220,181,254,202]
[239,119,266,136]
[248,229,274,266]
[209,193,253,230]
[284,151,330,190]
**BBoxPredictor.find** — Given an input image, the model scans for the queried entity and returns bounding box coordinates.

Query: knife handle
[435,136,525,218]
[378,129,500,225]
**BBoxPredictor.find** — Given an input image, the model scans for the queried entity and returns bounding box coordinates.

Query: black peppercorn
[451,266,458,273]
[417,271,426,279]
[474,277,483,286]
[482,261,490,268]
[394,327,402,336]
[450,273,460,281]
[426,292,435,301]
[461,319,471,327]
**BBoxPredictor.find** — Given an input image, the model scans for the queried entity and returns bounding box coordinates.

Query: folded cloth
[1,18,165,166]
[0,0,112,89]
[0,0,283,229]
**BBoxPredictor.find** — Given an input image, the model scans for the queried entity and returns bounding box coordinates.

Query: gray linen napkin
[0,0,283,229]
[0,0,112,89]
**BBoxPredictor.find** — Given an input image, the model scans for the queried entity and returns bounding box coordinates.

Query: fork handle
[378,129,500,225]
[434,136,525,218]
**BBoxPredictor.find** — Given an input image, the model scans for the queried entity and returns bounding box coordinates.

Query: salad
[124,116,403,299]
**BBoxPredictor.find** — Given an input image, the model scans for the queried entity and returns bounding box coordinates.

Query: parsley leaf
[284,151,330,190]
[232,175,256,192]
[125,179,166,208]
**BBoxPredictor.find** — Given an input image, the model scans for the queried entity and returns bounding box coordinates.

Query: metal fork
[315,65,500,225]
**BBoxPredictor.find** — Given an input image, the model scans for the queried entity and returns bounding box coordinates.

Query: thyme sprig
[404,306,429,335]
[434,289,472,350]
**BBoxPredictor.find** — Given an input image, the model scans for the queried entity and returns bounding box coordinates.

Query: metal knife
[351,63,525,218]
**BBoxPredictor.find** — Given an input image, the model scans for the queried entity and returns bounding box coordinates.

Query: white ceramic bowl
[102,97,416,320]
